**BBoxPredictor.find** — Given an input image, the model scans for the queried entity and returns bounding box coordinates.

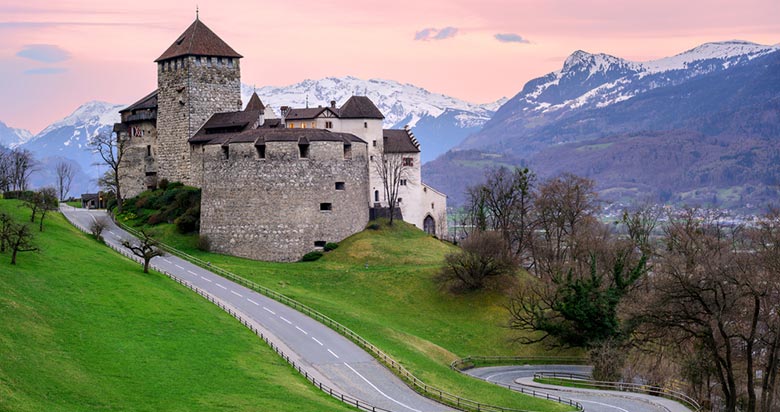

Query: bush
[324,242,339,251]
[436,230,518,291]
[158,179,170,190]
[147,213,165,225]
[367,223,381,231]
[3,190,34,201]
[301,251,323,262]
[174,205,200,234]
[197,235,211,252]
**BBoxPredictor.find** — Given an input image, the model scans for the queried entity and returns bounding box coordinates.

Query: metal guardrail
[533,372,701,412]
[107,217,587,412]
[450,357,584,411]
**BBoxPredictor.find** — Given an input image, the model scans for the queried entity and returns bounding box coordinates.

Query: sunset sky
[1,0,778,133]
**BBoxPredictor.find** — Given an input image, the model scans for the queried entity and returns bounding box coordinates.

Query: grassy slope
[0,200,354,412]
[138,219,579,411]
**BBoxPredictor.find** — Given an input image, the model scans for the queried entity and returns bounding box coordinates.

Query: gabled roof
[339,96,384,119]
[245,92,264,113]
[191,110,262,141]
[155,18,242,62]
[284,107,334,120]
[120,90,158,113]
[383,129,420,153]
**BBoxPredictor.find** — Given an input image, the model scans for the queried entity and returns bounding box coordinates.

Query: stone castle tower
[154,18,243,186]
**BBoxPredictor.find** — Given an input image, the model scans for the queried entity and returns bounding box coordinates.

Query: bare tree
[436,230,518,291]
[122,229,164,273]
[7,221,37,265]
[9,148,36,191]
[0,212,12,252]
[0,148,11,192]
[372,147,411,225]
[90,217,109,243]
[89,130,126,212]
[36,187,58,232]
[55,161,75,201]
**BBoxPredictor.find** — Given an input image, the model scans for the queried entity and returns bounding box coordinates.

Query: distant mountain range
[3,77,501,195]
[426,41,780,210]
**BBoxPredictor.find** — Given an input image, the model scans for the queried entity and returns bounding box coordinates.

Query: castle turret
[155,17,242,185]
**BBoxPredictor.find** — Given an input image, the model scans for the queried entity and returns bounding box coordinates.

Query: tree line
[441,166,780,412]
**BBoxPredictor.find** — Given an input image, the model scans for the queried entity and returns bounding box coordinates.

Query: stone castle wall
[200,139,370,262]
[156,56,241,187]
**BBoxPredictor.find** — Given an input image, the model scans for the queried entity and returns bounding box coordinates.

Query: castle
[113,17,447,262]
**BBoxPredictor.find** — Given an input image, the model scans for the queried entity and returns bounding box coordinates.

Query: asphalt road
[61,206,453,412]
[465,365,692,412]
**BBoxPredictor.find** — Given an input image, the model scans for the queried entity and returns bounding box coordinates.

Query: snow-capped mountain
[427,41,780,210]
[241,76,504,161]
[462,40,779,152]
[0,121,33,148]
[20,101,123,194]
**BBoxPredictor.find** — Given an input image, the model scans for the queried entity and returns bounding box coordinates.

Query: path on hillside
[61,206,453,412]
[465,365,693,412]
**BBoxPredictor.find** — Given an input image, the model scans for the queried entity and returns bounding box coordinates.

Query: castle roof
[338,96,384,119]
[383,129,420,153]
[191,127,365,146]
[120,90,158,113]
[245,92,265,113]
[284,107,333,120]
[192,110,262,138]
[155,18,242,62]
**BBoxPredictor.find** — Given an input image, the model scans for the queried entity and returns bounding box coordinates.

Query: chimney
[330,100,336,108]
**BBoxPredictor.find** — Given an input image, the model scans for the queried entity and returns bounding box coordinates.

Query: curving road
[465,365,692,412]
[61,206,453,412]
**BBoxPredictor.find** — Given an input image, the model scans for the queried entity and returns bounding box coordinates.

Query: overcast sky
[1,0,778,133]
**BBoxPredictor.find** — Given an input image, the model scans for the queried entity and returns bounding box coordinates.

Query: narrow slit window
[335,182,345,190]
[374,190,379,202]
[256,145,266,159]
[320,203,332,211]
[222,146,229,159]
[343,143,352,159]
[299,143,309,158]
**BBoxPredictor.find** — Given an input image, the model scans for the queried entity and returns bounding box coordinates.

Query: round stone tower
[154,17,243,186]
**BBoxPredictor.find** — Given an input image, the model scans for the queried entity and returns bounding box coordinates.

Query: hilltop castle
[113,17,447,261]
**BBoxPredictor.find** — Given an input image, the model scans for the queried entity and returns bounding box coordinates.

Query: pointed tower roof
[245,92,265,113]
[155,18,242,62]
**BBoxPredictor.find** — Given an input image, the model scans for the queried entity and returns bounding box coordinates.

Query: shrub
[147,213,165,225]
[367,223,381,231]
[436,230,518,291]
[197,235,211,252]
[174,205,200,234]
[158,178,170,190]
[324,242,339,251]
[301,251,323,262]
[89,218,108,244]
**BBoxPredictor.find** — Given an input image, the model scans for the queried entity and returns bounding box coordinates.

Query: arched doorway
[423,215,435,236]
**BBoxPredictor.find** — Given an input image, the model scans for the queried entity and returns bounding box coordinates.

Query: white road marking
[163,258,171,263]
[279,316,292,325]
[263,307,276,315]
[108,231,116,236]
[175,264,184,270]
[485,370,530,381]
[312,337,323,346]
[247,298,259,306]
[230,290,243,297]
[187,270,197,276]
[328,349,340,359]
[215,283,227,290]
[573,399,630,412]
[343,363,422,412]
[295,326,308,335]
[201,276,212,282]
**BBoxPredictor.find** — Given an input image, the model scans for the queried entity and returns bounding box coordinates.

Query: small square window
[299,144,309,158]
[398,198,403,203]
[400,179,407,186]
[335,182,345,190]
[343,144,352,159]
[320,203,332,211]
[372,140,377,147]
[325,121,333,129]
[256,145,266,159]
[314,240,326,248]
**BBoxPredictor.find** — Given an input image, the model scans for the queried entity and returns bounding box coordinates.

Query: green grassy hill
[0,199,354,412]
[127,214,579,411]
